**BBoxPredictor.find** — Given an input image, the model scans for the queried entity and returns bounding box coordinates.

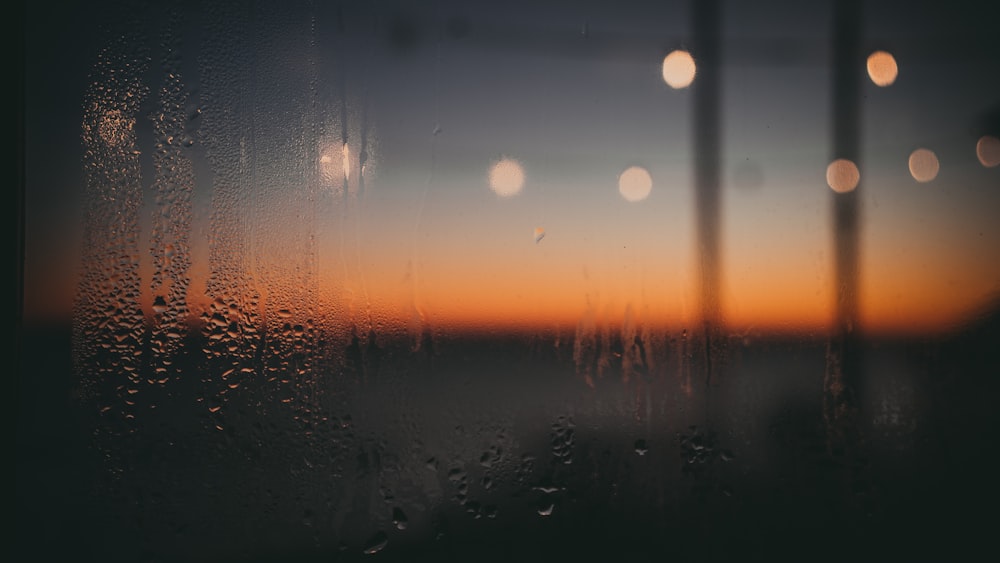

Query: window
[19,1,1000,560]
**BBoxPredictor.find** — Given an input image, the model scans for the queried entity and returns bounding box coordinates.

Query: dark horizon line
[21,299,1000,344]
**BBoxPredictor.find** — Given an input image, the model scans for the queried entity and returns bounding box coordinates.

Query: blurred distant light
[866,51,898,87]
[908,148,940,182]
[977,135,1000,168]
[618,166,653,202]
[489,158,525,197]
[826,159,860,193]
[662,50,696,89]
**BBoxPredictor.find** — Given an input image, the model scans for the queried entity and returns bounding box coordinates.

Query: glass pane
[19,1,1000,561]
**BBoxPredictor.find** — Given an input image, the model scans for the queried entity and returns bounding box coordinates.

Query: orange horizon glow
[24,136,999,338]
[24,246,999,339]
[164,279,1000,337]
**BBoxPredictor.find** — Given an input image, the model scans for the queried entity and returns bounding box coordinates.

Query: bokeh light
[489,158,525,197]
[826,159,860,193]
[618,166,653,202]
[867,50,898,86]
[908,148,939,182]
[977,135,1000,168]
[662,50,696,89]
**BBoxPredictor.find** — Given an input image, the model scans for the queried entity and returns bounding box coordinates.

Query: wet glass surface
[18,1,1000,561]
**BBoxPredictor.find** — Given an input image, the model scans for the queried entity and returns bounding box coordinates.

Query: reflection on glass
[826,158,860,193]
[908,148,940,182]
[866,50,898,86]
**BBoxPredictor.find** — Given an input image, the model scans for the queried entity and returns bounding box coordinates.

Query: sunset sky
[22,0,1000,337]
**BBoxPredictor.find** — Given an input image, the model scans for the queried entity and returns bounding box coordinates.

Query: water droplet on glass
[533,484,562,494]
[634,439,648,456]
[533,226,545,244]
[152,295,168,314]
[465,500,482,518]
[392,507,408,530]
[363,531,388,555]
[381,487,395,503]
